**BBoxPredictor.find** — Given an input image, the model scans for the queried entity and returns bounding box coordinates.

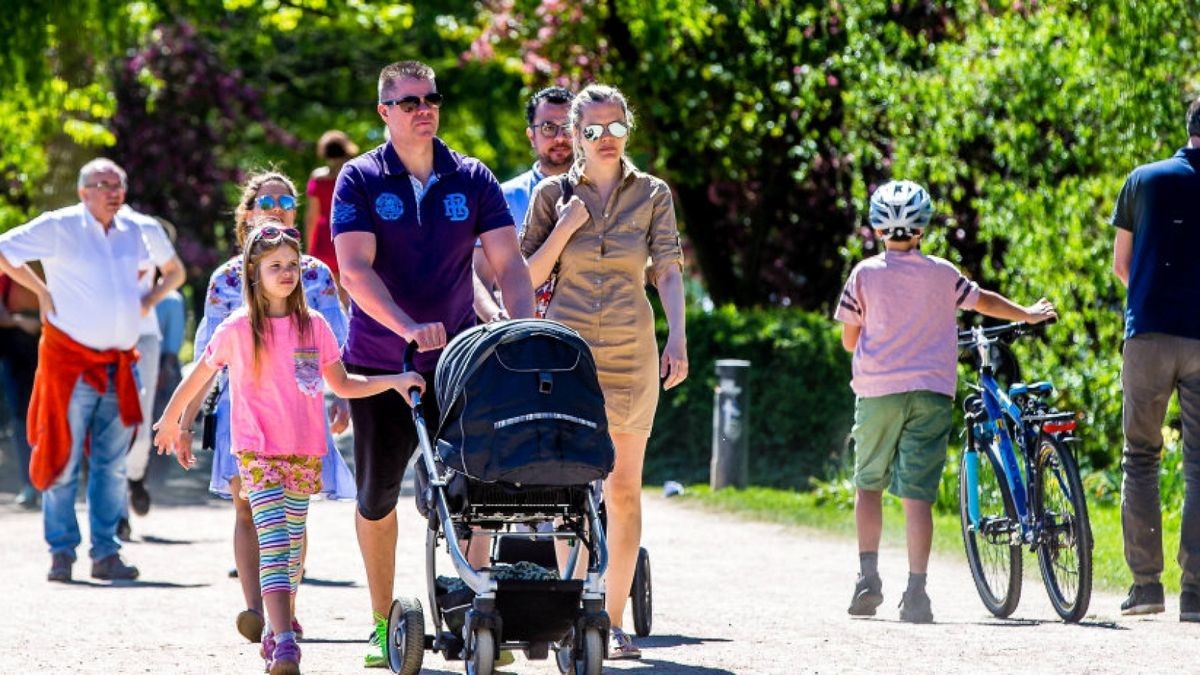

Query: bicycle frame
[961,325,1076,544]
[962,328,1031,531]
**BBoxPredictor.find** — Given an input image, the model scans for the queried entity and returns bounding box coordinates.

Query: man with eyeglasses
[331,59,534,668]
[472,86,575,297]
[0,158,181,583]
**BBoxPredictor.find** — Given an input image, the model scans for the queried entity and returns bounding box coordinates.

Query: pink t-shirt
[833,249,980,398]
[203,309,342,457]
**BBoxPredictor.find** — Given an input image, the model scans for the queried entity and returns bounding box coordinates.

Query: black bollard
[711,359,750,490]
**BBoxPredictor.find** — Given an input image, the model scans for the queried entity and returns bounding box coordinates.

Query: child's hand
[393,372,426,407]
[153,418,179,456]
[153,419,197,470]
[175,436,196,470]
[1024,298,1057,324]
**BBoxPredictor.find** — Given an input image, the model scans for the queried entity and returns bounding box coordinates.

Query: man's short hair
[1188,98,1200,138]
[77,158,127,190]
[525,86,575,127]
[378,60,436,101]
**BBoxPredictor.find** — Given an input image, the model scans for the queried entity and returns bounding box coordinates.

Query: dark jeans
[0,325,38,489]
[1121,333,1200,588]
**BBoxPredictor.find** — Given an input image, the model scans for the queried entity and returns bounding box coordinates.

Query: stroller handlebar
[402,341,422,407]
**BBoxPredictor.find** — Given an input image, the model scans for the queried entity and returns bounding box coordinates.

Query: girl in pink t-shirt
[154,218,423,674]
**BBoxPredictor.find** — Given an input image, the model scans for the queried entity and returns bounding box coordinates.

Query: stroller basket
[495,578,584,643]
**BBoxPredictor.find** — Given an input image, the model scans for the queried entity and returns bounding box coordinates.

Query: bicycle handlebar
[957,317,1056,349]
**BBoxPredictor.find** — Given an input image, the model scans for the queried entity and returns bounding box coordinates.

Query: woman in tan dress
[520,84,688,659]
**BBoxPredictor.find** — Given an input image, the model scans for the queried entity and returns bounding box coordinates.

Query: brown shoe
[47,552,74,582]
[91,554,140,581]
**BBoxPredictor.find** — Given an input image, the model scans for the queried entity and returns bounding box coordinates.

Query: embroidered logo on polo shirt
[443,193,469,222]
[375,193,404,221]
[331,202,357,226]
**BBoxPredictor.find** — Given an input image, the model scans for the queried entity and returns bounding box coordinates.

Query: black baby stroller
[387,319,615,675]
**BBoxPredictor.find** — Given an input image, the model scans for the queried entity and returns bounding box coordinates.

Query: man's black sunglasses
[380,93,444,113]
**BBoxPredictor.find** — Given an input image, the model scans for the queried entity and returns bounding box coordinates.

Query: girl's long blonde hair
[241,215,312,371]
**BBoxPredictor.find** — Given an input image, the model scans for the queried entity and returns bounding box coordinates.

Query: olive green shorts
[851,390,953,502]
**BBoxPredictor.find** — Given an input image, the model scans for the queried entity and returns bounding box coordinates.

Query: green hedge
[647,305,854,489]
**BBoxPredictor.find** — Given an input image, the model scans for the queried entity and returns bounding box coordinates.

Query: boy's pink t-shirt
[203,309,342,457]
[833,249,980,398]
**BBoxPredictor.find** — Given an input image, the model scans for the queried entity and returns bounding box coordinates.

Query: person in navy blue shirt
[331,59,533,667]
[1112,96,1200,621]
[473,86,575,296]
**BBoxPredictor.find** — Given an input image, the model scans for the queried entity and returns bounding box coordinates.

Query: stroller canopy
[433,319,615,485]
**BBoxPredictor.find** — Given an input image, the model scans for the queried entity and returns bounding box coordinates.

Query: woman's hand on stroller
[390,372,427,407]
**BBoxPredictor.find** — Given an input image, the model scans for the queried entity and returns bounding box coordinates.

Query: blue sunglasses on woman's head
[255,194,297,212]
[249,225,301,244]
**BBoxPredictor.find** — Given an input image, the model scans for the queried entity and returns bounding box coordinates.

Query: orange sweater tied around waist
[27,322,142,490]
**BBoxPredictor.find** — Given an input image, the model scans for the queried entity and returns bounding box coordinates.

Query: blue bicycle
[958,322,1093,622]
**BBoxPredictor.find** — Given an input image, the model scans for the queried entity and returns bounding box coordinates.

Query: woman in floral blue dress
[189,171,354,646]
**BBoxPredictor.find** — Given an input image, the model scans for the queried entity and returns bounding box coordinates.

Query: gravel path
[0,456,1194,674]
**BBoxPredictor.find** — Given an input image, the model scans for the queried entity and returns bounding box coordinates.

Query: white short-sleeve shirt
[119,206,178,338]
[0,203,150,350]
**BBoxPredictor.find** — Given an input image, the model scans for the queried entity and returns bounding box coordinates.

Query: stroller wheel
[554,627,603,675]
[631,547,653,637]
[466,626,495,675]
[386,597,425,675]
[576,627,604,675]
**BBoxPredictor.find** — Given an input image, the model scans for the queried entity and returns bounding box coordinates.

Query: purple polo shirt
[331,139,514,371]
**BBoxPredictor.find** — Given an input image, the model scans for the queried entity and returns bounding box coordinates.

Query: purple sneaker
[260,631,276,672]
[268,636,301,675]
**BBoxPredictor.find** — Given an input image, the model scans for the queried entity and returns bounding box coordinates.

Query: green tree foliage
[474,0,966,307]
[882,1,1200,467]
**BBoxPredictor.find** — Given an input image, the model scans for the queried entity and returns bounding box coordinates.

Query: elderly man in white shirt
[0,158,179,583]
[117,206,185,538]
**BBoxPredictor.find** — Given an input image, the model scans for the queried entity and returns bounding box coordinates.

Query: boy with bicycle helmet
[834,180,1056,622]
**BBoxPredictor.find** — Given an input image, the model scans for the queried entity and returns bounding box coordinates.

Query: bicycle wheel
[959,440,1022,617]
[1035,435,1093,622]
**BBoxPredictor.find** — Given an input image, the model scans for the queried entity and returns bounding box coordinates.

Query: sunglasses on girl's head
[255,194,297,211]
[250,225,301,243]
[380,92,444,114]
[581,121,629,142]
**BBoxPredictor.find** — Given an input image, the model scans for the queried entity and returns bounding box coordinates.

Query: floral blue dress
[195,254,355,500]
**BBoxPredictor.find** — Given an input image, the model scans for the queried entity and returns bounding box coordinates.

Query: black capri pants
[346,363,440,521]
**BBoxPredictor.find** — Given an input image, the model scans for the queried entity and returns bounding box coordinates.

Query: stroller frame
[388,343,610,675]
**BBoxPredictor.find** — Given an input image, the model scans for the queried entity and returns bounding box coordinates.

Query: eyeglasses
[581,121,629,142]
[250,225,301,243]
[83,181,126,192]
[254,194,297,211]
[531,122,570,138]
[380,93,444,114]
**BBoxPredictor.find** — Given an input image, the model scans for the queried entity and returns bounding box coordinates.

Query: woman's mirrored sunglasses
[582,121,629,142]
[255,194,297,212]
[250,225,301,243]
[381,93,444,114]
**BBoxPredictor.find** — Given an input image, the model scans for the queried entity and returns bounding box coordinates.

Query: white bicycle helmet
[868,180,932,241]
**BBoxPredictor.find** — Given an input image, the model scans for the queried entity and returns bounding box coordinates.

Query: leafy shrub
[646,305,854,489]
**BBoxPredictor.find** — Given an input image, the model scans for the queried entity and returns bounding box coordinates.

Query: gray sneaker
[847,574,884,616]
[91,554,140,581]
[1120,583,1165,615]
[47,552,74,582]
[899,589,934,624]
[1181,587,1200,622]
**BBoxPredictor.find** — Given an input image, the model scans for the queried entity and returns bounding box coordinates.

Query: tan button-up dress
[520,159,684,437]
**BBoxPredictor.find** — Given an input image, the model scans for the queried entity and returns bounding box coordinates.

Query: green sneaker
[364,613,388,668]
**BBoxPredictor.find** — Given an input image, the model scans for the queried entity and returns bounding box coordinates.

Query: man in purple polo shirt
[331,59,534,668]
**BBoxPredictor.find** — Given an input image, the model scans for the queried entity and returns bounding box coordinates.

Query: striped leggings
[249,486,310,597]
